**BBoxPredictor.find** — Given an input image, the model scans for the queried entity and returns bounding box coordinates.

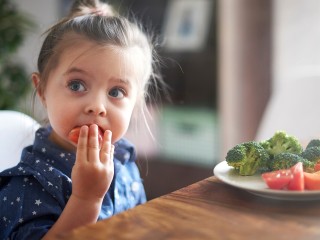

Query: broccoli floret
[301,146,320,164]
[226,141,269,176]
[306,139,320,149]
[260,131,303,159]
[269,152,314,172]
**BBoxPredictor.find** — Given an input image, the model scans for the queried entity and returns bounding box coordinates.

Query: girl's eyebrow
[111,78,131,87]
[63,67,88,76]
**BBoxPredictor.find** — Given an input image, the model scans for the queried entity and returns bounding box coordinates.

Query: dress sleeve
[0,175,62,240]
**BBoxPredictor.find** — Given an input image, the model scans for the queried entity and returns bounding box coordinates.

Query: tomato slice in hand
[287,162,304,191]
[68,127,81,145]
[68,126,104,146]
[261,170,292,190]
[304,171,320,190]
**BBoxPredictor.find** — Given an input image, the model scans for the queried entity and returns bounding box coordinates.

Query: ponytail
[68,0,116,18]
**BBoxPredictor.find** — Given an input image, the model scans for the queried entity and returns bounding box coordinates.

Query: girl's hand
[43,125,114,238]
[71,124,114,202]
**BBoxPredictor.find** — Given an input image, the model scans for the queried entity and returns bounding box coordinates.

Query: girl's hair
[34,0,166,135]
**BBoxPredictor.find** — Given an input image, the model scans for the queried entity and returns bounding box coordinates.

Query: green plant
[0,0,35,110]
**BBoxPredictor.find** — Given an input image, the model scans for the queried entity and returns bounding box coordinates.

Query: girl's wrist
[65,194,103,224]
[69,193,104,207]
[42,193,103,238]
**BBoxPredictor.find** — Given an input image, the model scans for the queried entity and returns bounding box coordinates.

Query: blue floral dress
[0,127,146,239]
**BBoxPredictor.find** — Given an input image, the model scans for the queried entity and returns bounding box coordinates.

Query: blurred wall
[256,0,320,143]
[273,0,320,87]
[12,1,60,117]
[13,0,59,74]
[218,0,272,158]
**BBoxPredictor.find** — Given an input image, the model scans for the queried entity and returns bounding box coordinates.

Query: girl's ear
[31,72,46,107]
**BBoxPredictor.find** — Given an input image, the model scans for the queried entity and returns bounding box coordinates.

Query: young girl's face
[34,37,144,151]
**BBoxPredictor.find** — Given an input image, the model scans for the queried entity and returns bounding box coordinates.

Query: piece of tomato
[261,169,292,190]
[304,171,320,190]
[68,127,81,145]
[314,163,320,172]
[68,126,104,146]
[287,162,304,191]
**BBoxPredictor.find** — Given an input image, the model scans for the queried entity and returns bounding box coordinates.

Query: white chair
[0,110,40,171]
[256,73,320,147]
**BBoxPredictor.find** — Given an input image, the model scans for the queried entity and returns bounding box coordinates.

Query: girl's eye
[67,80,86,92]
[108,87,125,99]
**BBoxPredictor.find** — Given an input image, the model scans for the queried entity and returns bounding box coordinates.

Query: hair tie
[90,6,113,17]
[70,3,115,18]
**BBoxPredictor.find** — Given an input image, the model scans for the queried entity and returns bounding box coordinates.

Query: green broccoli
[225,141,269,176]
[260,131,303,159]
[306,139,320,149]
[269,152,314,172]
[300,146,320,164]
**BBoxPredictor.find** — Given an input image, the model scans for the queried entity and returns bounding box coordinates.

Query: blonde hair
[34,0,166,134]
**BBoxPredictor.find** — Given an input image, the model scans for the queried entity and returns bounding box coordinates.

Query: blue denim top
[0,127,146,239]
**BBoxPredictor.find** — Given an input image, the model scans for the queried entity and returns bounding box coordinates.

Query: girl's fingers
[87,124,100,162]
[75,125,89,164]
[110,144,115,164]
[100,130,113,164]
[111,144,114,157]
[76,125,112,164]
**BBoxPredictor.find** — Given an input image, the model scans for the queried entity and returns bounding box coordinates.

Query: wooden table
[56,176,320,240]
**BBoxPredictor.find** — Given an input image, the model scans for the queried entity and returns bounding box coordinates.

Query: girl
[0,0,163,239]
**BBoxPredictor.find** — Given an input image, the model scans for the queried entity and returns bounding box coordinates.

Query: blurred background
[2,0,320,199]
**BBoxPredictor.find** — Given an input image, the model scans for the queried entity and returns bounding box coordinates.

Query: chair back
[0,110,40,171]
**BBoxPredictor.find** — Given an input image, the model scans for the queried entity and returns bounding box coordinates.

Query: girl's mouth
[68,125,104,146]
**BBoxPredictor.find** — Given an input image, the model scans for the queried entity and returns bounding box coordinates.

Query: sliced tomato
[314,163,320,172]
[304,171,320,190]
[68,126,104,146]
[68,127,81,145]
[261,169,292,190]
[287,162,304,191]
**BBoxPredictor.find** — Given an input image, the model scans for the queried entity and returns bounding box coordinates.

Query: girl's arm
[43,125,114,239]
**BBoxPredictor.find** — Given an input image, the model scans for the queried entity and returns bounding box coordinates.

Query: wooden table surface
[55,176,320,240]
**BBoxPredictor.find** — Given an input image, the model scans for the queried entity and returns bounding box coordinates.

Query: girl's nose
[85,99,107,117]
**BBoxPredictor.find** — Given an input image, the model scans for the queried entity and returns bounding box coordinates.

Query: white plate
[213,161,320,201]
